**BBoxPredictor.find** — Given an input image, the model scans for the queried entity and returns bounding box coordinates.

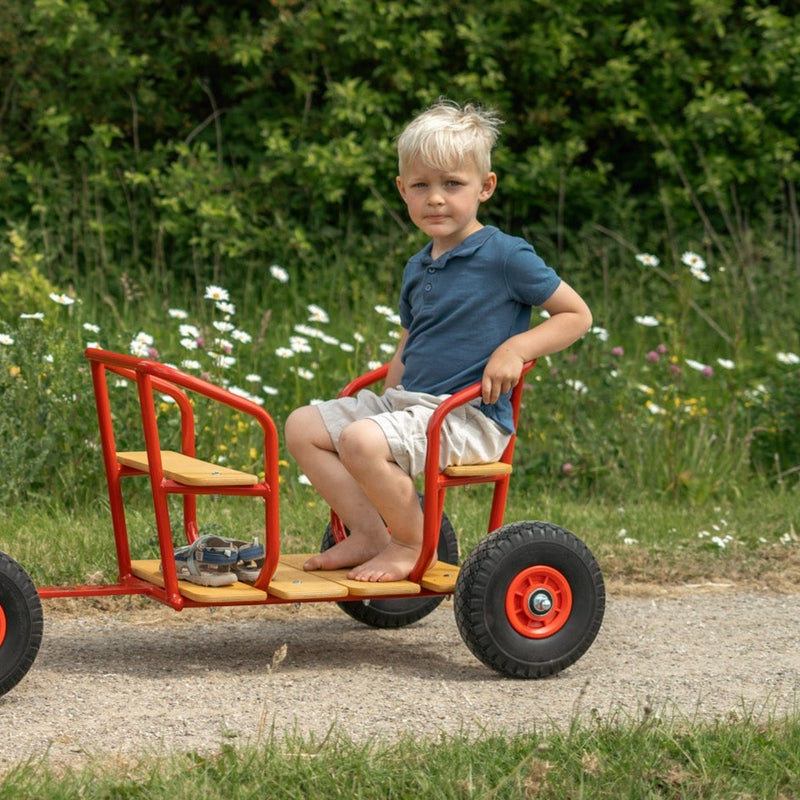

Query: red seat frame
[332,360,536,582]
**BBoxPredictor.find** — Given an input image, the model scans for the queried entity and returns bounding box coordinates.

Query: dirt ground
[2,582,800,771]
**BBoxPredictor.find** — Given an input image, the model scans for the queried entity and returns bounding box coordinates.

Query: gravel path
[2,585,799,770]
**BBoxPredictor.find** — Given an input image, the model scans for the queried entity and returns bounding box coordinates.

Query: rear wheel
[0,552,44,697]
[455,521,604,678]
[321,505,459,629]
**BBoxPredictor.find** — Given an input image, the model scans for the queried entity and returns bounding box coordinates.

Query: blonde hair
[397,99,503,176]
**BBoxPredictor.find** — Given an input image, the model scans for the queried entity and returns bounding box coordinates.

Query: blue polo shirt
[398,225,561,432]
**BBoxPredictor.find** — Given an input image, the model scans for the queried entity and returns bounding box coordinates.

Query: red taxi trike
[0,349,605,697]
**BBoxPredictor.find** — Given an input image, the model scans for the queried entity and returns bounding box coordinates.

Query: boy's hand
[481,346,525,405]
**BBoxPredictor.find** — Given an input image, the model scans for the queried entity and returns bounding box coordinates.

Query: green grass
[2,487,796,591]
[2,715,800,798]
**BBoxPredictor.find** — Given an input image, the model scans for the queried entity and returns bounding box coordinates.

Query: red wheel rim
[0,605,6,648]
[505,565,573,638]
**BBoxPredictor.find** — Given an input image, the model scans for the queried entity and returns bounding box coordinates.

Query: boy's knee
[338,420,385,472]
[284,405,315,454]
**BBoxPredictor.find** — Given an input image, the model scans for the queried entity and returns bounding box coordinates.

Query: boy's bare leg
[285,406,390,570]
[336,419,426,582]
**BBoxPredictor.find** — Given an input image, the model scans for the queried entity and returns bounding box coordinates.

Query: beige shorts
[316,387,511,478]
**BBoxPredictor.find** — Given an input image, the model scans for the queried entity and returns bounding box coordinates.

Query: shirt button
[425,283,432,291]
[427,268,436,273]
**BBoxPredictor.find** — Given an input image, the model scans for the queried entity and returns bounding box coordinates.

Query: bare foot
[303,529,389,571]
[347,539,424,582]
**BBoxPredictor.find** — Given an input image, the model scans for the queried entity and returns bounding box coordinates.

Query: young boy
[285,100,592,582]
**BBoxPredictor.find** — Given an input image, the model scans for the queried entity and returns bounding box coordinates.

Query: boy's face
[396,157,496,255]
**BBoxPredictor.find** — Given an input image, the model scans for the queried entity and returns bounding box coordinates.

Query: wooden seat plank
[442,462,512,477]
[118,450,258,486]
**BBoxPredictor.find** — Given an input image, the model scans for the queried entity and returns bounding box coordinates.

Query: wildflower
[374,305,402,325]
[379,343,396,354]
[298,474,312,486]
[657,344,668,354]
[168,308,189,319]
[83,322,101,333]
[181,359,201,370]
[289,336,312,353]
[211,353,236,369]
[635,253,660,267]
[231,329,252,344]
[611,346,624,357]
[49,292,75,306]
[307,304,330,324]
[691,268,711,283]
[133,331,154,346]
[20,312,45,320]
[565,379,588,394]
[275,347,294,358]
[0,334,14,346]
[646,401,666,415]
[294,324,328,340]
[353,332,366,344]
[213,320,235,333]
[179,324,200,339]
[681,251,706,271]
[214,338,233,354]
[716,358,735,370]
[44,354,54,363]
[634,315,660,327]
[295,367,314,380]
[245,373,262,383]
[269,264,289,283]
[590,326,609,342]
[262,384,279,396]
[340,342,355,353]
[86,341,100,349]
[686,358,708,373]
[646,351,660,362]
[777,351,800,365]
[204,285,230,302]
[130,339,150,357]
[216,301,236,316]
[180,338,198,350]
[367,360,383,370]
[561,462,573,475]
[320,333,340,346]
[636,383,654,395]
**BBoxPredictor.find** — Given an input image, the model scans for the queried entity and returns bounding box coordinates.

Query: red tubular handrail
[333,360,536,583]
[84,349,281,601]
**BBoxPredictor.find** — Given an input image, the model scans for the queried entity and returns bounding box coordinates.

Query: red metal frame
[38,350,534,606]
[333,360,536,582]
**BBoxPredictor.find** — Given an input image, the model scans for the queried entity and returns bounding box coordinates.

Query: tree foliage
[0,0,798,297]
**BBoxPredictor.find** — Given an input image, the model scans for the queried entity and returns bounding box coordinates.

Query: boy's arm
[384,328,409,390]
[481,281,592,405]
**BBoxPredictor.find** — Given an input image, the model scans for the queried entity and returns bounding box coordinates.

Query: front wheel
[0,552,44,697]
[455,521,604,678]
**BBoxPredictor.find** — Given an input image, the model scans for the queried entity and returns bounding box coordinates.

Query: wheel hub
[505,565,573,639]
[529,589,553,615]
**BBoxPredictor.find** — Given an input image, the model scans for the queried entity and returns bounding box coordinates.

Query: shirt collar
[419,226,497,269]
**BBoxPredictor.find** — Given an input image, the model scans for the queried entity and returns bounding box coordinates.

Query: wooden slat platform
[117,450,258,486]
[130,553,460,603]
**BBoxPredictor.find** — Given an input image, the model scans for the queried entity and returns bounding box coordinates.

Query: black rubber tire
[455,521,605,678]
[0,552,44,697]
[321,505,459,629]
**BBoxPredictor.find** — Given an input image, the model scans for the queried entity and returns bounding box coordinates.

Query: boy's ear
[479,172,497,202]
[396,175,408,201]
